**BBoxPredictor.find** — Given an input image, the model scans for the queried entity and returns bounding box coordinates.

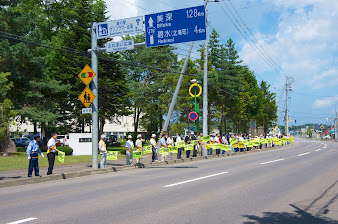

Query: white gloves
[41,153,44,158]
[28,156,31,160]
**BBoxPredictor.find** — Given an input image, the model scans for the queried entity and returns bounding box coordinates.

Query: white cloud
[106,0,140,20]
[313,96,338,108]
[239,1,338,90]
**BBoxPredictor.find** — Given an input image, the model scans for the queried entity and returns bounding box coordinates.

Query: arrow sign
[148,17,154,27]
[136,18,140,25]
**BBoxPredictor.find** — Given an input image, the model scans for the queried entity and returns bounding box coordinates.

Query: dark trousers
[193,147,197,157]
[47,152,56,175]
[152,147,158,162]
[177,148,182,159]
[186,150,191,158]
[28,157,39,177]
[216,149,220,155]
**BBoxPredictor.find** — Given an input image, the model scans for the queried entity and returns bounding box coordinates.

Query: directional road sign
[97,16,143,39]
[79,87,96,108]
[189,112,198,121]
[106,40,134,53]
[78,65,96,86]
[145,5,206,47]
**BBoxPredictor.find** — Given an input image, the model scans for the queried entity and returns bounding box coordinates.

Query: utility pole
[285,77,289,136]
[203,0,208,137]
[91,22,99,169]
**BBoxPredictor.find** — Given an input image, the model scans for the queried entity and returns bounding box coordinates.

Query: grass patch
[0,152,125,172]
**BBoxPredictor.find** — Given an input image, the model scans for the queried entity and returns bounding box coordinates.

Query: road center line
[298,152,310,156]
[316,148,322,152]
[260,158,284,165]
[164,171,229,188]
[7,218,37,224]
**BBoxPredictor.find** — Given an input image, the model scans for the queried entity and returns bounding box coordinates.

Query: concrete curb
[0,143,293,189]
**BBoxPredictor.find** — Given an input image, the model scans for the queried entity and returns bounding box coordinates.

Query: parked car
[55,139,62,146]
[106,135,117,146]
[15,137,31,147]
[56,135,69,146]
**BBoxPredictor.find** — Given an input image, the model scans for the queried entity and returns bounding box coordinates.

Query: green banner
[133,151,142,159]
[175,141,185,147]
[230,138,238,144]
[190,140,198,145]
[219,144,231,151]
[58,150,65,163]
[107,151,118,160]
[246,142,254,147]
[201,135,210,143]
[184,144,194,151]
[160,147,170,155]
[143,145,152,154]
[169,146,178,153]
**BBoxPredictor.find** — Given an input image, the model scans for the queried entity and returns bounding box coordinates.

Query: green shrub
[57,146,73,155]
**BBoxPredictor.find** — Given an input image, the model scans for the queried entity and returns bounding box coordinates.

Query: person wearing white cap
[125,135,134,165]
[166,134,174,160]
[150,134,158,162]
[99,135,107,168]
[135,134,143,164]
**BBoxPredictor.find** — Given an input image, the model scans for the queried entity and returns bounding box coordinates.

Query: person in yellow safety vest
[150,133,158,162]
[135,134,143,164]
[99,135,107,168]
[125,135,134,165]
[185,132,192,158]
[166,134,173,160]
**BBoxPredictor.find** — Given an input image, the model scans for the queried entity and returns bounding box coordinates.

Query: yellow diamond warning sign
[78,87,96,108]
[78,64,96,86]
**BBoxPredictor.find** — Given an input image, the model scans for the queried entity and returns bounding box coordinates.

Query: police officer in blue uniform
[26,133,44,177]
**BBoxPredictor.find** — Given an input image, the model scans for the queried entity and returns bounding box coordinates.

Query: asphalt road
[1,138,337,224]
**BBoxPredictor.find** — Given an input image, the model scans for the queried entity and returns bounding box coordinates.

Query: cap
[151,134,156,138]
[137,134,142,138]
[128,135,132,139]
[33,133,40,138]
[101,135,106,139]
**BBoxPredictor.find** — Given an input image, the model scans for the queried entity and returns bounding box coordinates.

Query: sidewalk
[0,154,153,181]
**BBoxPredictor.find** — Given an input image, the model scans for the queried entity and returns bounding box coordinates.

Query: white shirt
[222,136,227,144]
[176,136,182,142]
[47,138,56,152]
[125,140,134,151]
[135,139,142,150]
[159,137,166,147]
[99,140,107,154]
[150,138,156,147]
[166,137,173,146]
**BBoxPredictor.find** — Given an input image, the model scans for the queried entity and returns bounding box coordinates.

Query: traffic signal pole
[91,22,98,169]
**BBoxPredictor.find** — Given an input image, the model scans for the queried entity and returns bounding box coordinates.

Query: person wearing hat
[135,134,143,164]
[125,135,134,165]
[47,133,58,175]
[26,133,44,177]
[150,134,158,162]
[99,135,107,168]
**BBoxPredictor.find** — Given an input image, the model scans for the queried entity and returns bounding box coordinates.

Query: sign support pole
[159,42,194,147]
[203,0,208,137]
[91,22,99,169]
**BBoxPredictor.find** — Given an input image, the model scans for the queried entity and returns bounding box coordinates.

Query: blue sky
[107,0,338,126]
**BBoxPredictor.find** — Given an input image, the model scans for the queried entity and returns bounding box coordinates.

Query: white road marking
[316,149,322,152]
[164,171,229,188]
[6,218,37,224]
[260,158,284,165]
[324,147,327,149]
[298,152,310,156]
